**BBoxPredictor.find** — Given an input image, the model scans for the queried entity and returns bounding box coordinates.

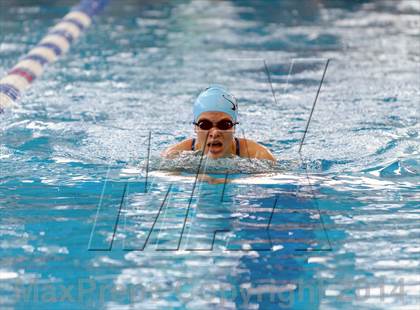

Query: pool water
[0,0,419,309]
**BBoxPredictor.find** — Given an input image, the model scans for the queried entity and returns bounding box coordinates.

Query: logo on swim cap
[222,94,237,112]
[193,85,238,122]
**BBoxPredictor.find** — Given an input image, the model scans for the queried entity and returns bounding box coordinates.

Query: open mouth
[207,141,223,154]
[207,141,223,148]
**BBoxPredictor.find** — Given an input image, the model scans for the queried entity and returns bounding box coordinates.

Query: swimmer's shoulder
[237,137,276,162]
[162,138,194,158]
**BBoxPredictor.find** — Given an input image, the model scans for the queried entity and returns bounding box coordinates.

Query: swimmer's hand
[164,171,229,185]
[197,174,230,185]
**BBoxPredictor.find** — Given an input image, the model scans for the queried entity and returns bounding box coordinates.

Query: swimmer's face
[194,111,235,159]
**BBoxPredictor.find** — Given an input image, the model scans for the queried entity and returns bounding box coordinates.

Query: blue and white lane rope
[0,0,110,114]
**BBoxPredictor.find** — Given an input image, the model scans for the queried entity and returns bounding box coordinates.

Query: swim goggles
[193,119,239,131]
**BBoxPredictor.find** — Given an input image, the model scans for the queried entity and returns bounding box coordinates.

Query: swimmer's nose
[208,127,221,138]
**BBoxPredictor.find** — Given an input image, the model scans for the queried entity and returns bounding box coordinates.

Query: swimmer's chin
[206,150,224,159]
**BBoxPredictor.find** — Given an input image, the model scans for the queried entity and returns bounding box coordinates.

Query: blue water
[1,0,419,309]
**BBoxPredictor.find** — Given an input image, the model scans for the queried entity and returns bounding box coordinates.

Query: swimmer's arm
[242,139,276,162]
[161,139,193,158]
[255,145,276,162]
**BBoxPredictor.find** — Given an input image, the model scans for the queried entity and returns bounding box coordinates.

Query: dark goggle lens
[197,120,213,130]
[217,120,234,130]
[196,120,235,130]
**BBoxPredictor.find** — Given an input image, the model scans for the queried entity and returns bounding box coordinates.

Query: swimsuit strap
[235,137,240,156]
[191,138,196,151]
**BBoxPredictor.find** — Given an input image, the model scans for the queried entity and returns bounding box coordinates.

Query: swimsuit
[191,137,240,156]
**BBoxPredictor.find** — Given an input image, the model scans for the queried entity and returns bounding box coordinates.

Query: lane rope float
[0,0,110,114]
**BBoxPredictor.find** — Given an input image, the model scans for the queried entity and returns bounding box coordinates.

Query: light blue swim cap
[193,85,238,122]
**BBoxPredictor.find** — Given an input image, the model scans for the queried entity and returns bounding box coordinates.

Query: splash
[152,152,279,174]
